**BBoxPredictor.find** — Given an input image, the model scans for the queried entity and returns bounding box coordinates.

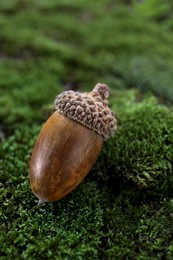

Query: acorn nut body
[29,83,117,202]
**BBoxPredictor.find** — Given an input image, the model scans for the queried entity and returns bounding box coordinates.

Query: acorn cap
[54,83,117,139]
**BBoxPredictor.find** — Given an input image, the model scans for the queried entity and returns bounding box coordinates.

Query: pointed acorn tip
[37,199,45,206]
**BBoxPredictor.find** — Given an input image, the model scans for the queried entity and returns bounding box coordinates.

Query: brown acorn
[29,83,117,203]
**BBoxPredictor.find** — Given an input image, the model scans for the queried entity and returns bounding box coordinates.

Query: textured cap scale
[54,83,117,139]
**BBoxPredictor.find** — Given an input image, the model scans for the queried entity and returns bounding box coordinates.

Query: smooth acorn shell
[29,111,103,202]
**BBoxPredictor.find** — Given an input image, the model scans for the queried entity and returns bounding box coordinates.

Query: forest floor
[1,1,173,259]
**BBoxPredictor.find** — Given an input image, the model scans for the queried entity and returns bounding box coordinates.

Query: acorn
[29,83,117,203]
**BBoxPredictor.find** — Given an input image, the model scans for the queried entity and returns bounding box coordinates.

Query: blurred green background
[1,0,173,259]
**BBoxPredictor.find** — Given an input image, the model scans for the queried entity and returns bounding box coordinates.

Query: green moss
[135,0,173,25]
[1,0,173,259]
[0,58,64,132]
[110,56,173,104]
[94,91,173,195]
[1,91,173,259]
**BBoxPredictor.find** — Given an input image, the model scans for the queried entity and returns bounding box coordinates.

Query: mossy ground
[1,1,173,259]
